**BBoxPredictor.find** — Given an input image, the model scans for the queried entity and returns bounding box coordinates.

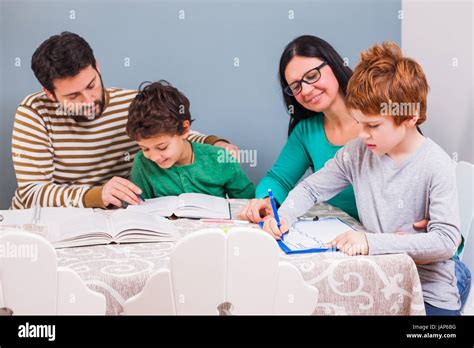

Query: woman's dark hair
[279,35,353,135]
[31,32,97,93]
[126,80,194,140]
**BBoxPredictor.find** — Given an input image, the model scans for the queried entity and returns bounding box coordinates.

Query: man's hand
[325,230,369,256]
[102,176,142,208]
[214,140,239,159]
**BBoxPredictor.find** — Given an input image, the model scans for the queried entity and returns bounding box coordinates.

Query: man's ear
[42,87,56,102]
[181,120,191,139]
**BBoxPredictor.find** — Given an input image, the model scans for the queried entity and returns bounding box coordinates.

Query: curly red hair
[345,41,429,125]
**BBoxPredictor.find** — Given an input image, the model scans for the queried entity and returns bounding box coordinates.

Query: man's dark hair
[31,31,97,93]
[126,80,194,141]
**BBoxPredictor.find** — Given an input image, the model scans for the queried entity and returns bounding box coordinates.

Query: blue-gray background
[0,0,401,209]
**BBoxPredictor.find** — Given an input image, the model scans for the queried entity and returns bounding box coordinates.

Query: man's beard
[54,76,107,123]
[70,96,105,123]
[71,82,106,123]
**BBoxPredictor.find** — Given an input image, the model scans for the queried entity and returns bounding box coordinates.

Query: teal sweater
[131,142,255,199]
[256,114,359,220]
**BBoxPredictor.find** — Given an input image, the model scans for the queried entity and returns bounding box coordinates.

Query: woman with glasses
[240,35,361,222]
[239,36,470,314]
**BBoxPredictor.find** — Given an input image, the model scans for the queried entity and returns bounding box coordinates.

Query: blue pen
[258,221,284,241]
[268,189,284,241]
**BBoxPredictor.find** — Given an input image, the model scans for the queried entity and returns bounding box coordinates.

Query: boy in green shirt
[126,80,255,199]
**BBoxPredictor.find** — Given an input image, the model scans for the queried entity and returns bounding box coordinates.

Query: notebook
[126,193,231,219]
[277,217,356,254]
[0,207,179,249]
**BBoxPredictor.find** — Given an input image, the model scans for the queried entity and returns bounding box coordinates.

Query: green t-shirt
[256,114,359,220]
[131,142,255,199]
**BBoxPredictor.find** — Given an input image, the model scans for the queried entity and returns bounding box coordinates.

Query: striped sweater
[11,88,223,209]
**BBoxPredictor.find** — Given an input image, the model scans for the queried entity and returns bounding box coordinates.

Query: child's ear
[404,114,419,128]
[181,120,191,140]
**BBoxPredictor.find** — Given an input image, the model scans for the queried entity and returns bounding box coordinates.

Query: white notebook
[0,207,179,249]
[127,193,231,219]
[278,217,355,254]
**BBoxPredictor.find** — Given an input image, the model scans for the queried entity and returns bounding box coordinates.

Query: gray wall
[0,0,401,209]
[402,0,473,164]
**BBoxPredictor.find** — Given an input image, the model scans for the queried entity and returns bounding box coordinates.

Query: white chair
[456,161,474,248]
[0,230,106,315]
[456,161,474,315]
[461,221,473,315]
[122,227,318,315]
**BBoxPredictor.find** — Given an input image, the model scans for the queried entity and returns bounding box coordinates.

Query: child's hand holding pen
[259,188,289,240]
[261,216,289,240]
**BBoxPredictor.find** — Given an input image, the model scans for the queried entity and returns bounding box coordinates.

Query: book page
[39,207,94,223]
[126,196,178,216]
[284,218,355,251]
[44,213,110,244]
[175,193,230,219]
[109,210,179,241]
[0,208,35,225]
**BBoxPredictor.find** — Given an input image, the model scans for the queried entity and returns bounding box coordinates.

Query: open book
[278,217,355,254]
[127,193,231,219]
[0,207,179,249]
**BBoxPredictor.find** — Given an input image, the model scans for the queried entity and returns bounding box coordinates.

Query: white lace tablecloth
[56,200,425,315]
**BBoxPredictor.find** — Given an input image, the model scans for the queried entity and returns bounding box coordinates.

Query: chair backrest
[456,161,474,315]
[0,229,106,315]
[461,221,474,315]
[123,227,318,315]
[456,161,474,246]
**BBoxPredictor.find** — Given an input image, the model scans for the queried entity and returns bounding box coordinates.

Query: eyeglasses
[284,61,328,96]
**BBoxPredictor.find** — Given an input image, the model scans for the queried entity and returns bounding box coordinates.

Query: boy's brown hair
[126,80,194,140]
[345,41,429,125]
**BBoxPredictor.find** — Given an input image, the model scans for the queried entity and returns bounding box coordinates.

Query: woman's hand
[395,229,433,265]
[413,219,429,231]
[325,230,369,256]
[239,198,273,223]
[261,216,289,240]
[410,219,443,264]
